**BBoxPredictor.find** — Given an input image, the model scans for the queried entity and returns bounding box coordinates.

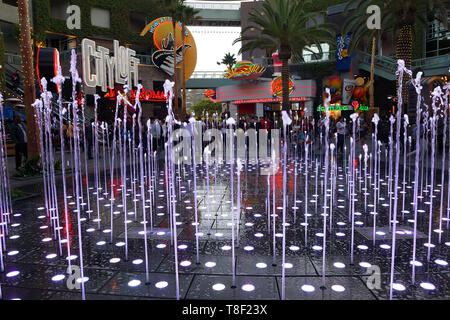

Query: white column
[230,103,238,117]
[304,100,313,117]
[256,103,264,117]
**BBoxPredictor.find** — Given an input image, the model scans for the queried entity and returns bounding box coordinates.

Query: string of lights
[17,0,40,157]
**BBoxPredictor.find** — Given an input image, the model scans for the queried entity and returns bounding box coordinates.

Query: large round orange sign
[140,17,197,82]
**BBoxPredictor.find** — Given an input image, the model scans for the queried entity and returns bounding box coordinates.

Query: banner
[342,79,356,104]
[336,33,352,71]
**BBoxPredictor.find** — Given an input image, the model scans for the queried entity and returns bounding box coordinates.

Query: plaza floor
[0,145,449,300]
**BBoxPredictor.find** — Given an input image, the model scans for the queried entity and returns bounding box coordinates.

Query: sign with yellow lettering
[140,17,197,82]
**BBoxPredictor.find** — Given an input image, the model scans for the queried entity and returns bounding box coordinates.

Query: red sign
[272,53,282,67]
[37,47,61,93]
[205,89,217,103]
[104,88,167,102]
[271,76,294,97]
[234,97,306,104]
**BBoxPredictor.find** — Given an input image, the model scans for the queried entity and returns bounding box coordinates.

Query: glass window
[91,7,110,29]
[2,0,18,7]
[50,0,70,20]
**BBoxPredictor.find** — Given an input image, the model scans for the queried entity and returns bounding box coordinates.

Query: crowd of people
[7,110,449,170]
[62,117,169,160]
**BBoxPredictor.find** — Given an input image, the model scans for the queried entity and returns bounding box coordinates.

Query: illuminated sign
[336,33,352,71]
[316,104,353,112]
[316,100,369,112]
[359,105,369,111]
[104,88,167,102]
[37,47,61,93]
[140,17,197,82]
[205,89,217,103]
[271,76,294,97]
[352,100,369,111]
[235,97,306,104]
[81,39,140,92]
[224,61,266,81]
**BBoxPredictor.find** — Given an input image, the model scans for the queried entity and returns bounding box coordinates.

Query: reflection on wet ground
[1,154,449,300]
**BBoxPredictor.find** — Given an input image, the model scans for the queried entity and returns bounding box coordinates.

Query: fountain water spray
[401,115,409,220]
[69,49,86,299]
[321,88,331,289]
[389,59,412,300]
[434,85,447,239]
[426,86,442,261]
[163,79,180,300]
[281,110,292,300]
[371,114,380,245]
[349,112,359,264]
[189,115,200,264]
[411,71,423,284]
[51,68,72,271]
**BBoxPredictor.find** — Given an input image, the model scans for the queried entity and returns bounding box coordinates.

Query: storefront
[216,78,317,120]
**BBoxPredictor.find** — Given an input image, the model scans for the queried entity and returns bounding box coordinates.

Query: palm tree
[217,53,237,70]
[342,0,448,106]
[234,0,335,111]
[18,0,40,158]
[166,0,184,119]
[180,5,200,121]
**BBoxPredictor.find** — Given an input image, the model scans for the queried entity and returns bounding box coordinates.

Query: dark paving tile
[157,254,233,275]
[98,271,193,299]
[186,275,279,300]
[2,152,449,300]
[49,291,155,300]
[276,276,377,300]
[0,286,55,300]
[0,262,117,294]
[236,254,317,276]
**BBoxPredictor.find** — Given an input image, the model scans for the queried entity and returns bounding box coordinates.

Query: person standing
[336,116,346,154]
[161,119,167,148]
[152,118,161,151]
[11,70,20,92]
[10,114,27,169]
[359,115,369,145]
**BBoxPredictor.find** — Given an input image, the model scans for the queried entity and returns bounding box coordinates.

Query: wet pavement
[0,147,449,300]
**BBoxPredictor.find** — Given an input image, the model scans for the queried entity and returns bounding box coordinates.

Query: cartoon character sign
[140,17,197,82]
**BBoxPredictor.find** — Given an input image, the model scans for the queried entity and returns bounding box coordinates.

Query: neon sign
[104,88,167,102]
[224,61,266,81]
[316,102,369,112]
[205,89,217,103]
[352,100,369,111]
[271,76,294,97]
[37,47,61,93]
[317,104,352,111]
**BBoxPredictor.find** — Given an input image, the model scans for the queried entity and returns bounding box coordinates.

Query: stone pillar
[256,103,264,117]
[230,103,238,118]
[304,100,314,117]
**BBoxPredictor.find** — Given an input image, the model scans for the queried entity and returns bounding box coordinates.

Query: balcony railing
[5,53,22,66]
[135,54,153,65]
[261,51,335,67]
[191,71,225,79]
[412,54,450,69]
[185,1,241,11]
[355,50,397,75]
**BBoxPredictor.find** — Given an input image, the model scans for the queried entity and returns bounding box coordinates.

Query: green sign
[316,104,369,112]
